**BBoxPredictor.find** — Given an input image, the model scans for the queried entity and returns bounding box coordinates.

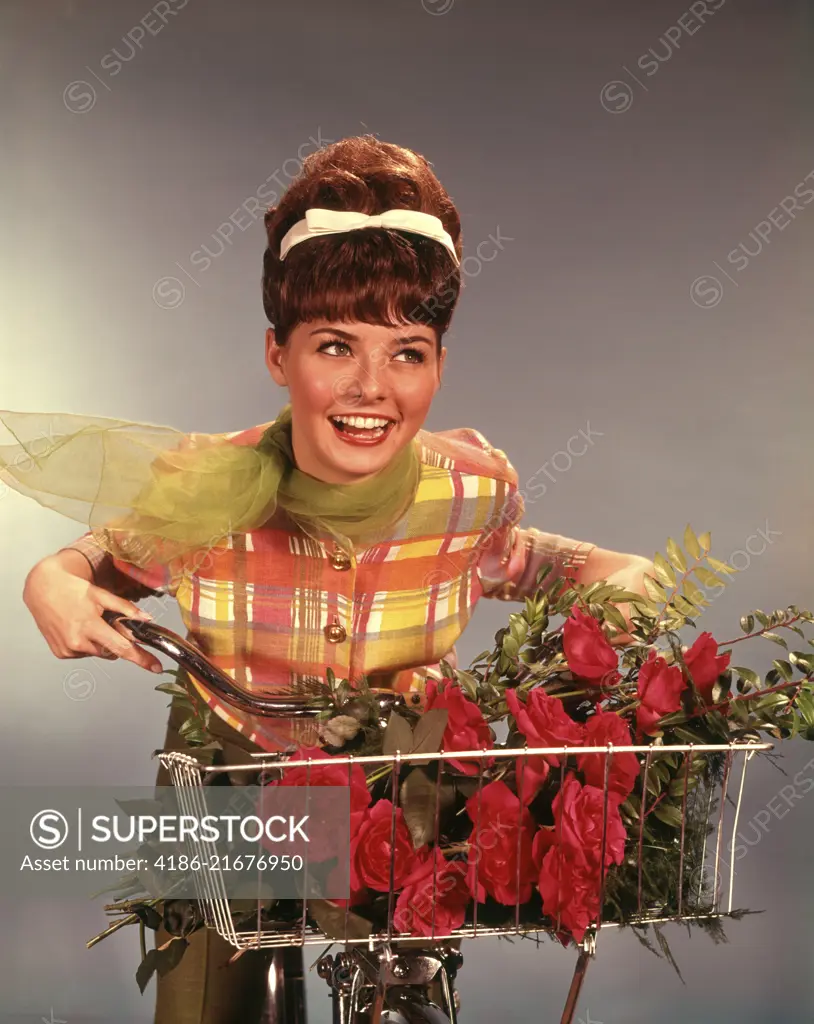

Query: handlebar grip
[101,610,321,719]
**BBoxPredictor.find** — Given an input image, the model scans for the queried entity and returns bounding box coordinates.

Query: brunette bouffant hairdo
[262,136,462,350]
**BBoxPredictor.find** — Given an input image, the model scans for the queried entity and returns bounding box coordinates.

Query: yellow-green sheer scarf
[0,404,421,571]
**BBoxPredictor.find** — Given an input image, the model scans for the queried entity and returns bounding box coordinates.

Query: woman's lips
[329,418,396,446]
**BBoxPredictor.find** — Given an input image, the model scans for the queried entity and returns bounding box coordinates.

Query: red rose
[577,711,639,800]
[506,687,586,765]
[263,745,371,862]
[465,780,540,905]
[547,774,627,870]
[425,680,493,775]
[353,799,419,892]
[538,846,602,943]
[394,848,471,937]
[536,774,627,942]
[636,650,687,736]
[515,754,550,806]
[563,607,621,685]
[683,632,731,705]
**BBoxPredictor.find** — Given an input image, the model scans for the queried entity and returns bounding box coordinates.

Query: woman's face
[265,319,446,484]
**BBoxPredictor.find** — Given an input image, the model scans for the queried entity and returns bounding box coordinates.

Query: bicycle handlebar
[102,610,322,719]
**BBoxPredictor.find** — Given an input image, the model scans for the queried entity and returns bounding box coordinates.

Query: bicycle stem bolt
[390,958,410,979]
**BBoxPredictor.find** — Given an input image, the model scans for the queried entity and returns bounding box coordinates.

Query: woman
[12,136,654,1022]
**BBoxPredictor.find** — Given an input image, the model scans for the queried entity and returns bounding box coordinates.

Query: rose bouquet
[92,526,814,990]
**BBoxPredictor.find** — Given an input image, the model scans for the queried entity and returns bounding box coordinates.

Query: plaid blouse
[63,420,595,751]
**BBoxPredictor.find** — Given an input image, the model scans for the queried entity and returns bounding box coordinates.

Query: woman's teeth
[330,415,392,436]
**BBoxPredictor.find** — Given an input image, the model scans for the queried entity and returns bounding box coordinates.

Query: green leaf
[754,692,790,711]
[382,712,414,756]
[471,650,492,664]
[789,651,814,673]
[502,635,519,658]
[602,603,629,633]
[439,659,456,680]
[665,538,688,573]
[796,693,814,727]
[645,766,662,798]
[509,616,528,643]
[733,666,760,687]
[693,566,723,589]
[653,802,685,829]
[612,589,655,604]
[698,531,711,553]
[455,670,480,700]
[653,553,677,588]
[177,716,203,738]
[739,614,755,633]
[671,595,697,617]
[754,610,770,627]
[683,525,702,561]
[772,660,794,682]
[154,681,190,698]
[631,600,659,620]
[308,900,372,941]
[761,632,788,649]
[682,579,708,609]
[668,774,699,798]
[706,556,736,575]
[643,575,668,604]
[585,583,619,604]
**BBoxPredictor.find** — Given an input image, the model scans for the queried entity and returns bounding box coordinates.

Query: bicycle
[102,610,771,1024]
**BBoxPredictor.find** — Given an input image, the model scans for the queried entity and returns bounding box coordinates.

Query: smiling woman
[3,134,655,1022]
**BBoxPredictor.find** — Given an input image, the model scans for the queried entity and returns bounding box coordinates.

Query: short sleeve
[60,531,180,598]
[478,526,595,601]
[476,478,596,601]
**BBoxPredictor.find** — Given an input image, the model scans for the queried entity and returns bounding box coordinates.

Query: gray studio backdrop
[1,0,812,1021]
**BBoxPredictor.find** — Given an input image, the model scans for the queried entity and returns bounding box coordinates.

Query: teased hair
[262,135,462,350]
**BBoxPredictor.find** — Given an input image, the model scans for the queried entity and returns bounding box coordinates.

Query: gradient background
[1,0,813,1020]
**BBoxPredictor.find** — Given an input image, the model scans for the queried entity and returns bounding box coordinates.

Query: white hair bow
[279,207,459,266]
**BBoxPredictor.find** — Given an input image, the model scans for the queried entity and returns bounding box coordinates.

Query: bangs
[262,230,461,347]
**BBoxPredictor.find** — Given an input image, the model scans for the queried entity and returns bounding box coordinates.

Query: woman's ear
[436,345,447,391]
[265,327,287,386]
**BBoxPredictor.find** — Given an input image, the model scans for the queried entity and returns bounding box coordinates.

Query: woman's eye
[394,347,425,364]
[319,340,352,356]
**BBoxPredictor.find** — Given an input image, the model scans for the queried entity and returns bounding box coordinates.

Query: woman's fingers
[92,620,164,673]
[93,587,154,622]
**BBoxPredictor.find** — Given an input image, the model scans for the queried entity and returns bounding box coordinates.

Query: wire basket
[157,739,770,955]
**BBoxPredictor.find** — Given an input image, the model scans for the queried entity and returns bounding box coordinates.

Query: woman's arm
[60,531,178,600]
[479,528,654,644]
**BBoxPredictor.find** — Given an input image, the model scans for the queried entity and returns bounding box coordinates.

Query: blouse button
[324,620,347,644]
[329,548,352,571]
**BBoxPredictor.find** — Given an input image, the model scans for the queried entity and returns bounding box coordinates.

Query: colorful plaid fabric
[64,420,595,751]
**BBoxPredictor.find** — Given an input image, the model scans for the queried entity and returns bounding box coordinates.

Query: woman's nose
[333,355,389,408]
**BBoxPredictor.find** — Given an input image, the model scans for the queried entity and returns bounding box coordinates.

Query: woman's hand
[576,548,656,647]
[22,553,164,673]
[602,558,656,646]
